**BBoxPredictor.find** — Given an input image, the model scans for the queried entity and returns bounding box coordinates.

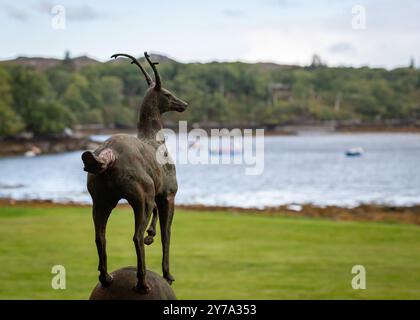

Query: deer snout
[173,98,188,112]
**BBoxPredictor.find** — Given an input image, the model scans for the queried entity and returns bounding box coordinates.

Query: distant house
[268,82,292,104]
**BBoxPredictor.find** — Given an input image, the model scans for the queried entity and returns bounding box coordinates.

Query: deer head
[111,52,188,114]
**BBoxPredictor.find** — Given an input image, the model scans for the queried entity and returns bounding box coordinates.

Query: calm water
[0,133,419,208]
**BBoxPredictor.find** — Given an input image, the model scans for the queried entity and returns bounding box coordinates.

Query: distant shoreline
[83,125,420,136]
[0,136,100,157]
[1,127,419,157]
[1,198,419,226]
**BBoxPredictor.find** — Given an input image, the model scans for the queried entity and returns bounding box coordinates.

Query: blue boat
[346,147,364,157]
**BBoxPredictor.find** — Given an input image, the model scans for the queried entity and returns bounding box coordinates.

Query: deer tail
[81,148,116,174]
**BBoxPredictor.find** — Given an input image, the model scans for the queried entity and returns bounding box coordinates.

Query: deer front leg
[157,193,176,284]
[93,204,113,287]
[133,202,151,294]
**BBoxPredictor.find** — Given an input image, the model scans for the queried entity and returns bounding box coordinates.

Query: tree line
[1,56,420,137]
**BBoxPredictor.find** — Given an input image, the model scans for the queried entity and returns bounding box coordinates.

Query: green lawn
[0,205,419,299]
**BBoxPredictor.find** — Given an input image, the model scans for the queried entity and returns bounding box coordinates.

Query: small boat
[24,151,37,157]
[188,141,200,149]
[287,204,303,212]
[346,147,364,157]
[24,146,42,157]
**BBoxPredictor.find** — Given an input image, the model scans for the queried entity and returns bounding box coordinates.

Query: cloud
[33,1,106,21]
[328,42,357,54]
[242,27,331,65]
[267,0,300,8]
[222,9,244,18]
[33,1,53,13]
[66,5,103,21]
[1,4,29,22]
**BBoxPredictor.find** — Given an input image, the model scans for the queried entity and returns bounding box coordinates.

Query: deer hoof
[99,273,113,287]
[135,282,151,294]
[144,235,154,245]
[164,274,175,285]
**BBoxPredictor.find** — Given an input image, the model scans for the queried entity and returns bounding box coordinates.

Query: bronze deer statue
[81,52,188,293]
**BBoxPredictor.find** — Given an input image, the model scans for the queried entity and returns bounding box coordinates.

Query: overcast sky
[1,0,419,68]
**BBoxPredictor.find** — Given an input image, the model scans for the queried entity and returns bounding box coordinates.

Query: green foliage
[25,101,75,135]
[0,67,24,136]
[0,102,24,136]
[1,60,420,137]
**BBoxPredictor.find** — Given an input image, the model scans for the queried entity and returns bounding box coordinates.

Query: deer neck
[137,95,163,141]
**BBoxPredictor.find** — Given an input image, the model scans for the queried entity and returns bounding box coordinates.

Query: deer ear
[153,83,161,91]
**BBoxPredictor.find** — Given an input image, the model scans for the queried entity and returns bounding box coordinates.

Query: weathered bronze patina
[82,52,188,294]
[89,267,176,300]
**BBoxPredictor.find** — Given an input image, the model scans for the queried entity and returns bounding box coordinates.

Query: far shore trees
[1,57,420,137]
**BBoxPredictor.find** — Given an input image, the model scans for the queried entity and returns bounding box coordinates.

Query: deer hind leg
[93,203,114,287]
[144,205,158,245]
[157,193,176,284]
[131,198,153,294]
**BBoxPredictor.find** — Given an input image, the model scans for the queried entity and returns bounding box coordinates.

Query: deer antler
[144,52,161,90]
[111,53,153,86]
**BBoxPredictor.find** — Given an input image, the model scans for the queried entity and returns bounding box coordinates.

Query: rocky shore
[1,198,419,226]
[177,204,420,225]
[0,136,100,157]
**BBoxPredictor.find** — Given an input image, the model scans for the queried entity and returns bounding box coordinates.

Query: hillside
[0,55,99,71]
[1,53,420,137]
